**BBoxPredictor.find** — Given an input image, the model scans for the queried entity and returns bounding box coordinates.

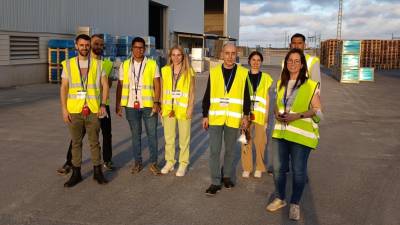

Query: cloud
[240,1,293,16]
[239,0,400,47]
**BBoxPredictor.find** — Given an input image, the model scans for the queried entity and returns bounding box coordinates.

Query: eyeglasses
[287,60,301,65]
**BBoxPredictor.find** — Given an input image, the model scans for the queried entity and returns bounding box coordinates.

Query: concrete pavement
[0,66,399,225]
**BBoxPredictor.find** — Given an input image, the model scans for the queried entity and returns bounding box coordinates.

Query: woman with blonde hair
[160,45,195,176]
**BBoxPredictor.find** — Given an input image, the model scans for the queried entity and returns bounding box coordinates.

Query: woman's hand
[281,113,300,123]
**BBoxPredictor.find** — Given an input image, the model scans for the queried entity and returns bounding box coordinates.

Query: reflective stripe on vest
[61,57,102,113]
[120,58,157,107]
[209,65,248,128]
[272,79,319,148]
[247,72,273,125]
[161,65,192,120]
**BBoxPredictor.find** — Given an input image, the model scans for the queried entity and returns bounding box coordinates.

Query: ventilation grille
[10,36,40,60]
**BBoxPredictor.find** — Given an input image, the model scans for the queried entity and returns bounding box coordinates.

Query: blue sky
[239,0,400,47]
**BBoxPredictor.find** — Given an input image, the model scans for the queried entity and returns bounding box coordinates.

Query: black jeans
[65,105,112,165]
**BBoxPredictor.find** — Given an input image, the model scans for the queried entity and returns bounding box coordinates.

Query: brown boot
[131,161,143,174]
[149,163,161,176]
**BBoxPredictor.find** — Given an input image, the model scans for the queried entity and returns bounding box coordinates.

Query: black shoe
[103,161,114,171]
[205,184,222,196]
[57,163,72,175]
[64,166,82,188]
[93,165,108,185]
[222,177,235,189]
[267,169,273,176]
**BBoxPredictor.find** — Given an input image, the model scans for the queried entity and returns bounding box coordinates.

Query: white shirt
[61,59,106,80]
[119,57,160,108]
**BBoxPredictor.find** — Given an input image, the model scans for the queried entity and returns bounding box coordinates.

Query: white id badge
[253,101,259,109]
[76,90,87,99]
[220,98,229,107]
[131,85,142,91]
[171,90,182,99]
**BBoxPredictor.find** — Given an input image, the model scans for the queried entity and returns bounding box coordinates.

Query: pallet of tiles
[337,40,361,83]
[359,67,374,82]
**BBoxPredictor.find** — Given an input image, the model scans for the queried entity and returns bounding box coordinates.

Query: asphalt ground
[0,66,399,225]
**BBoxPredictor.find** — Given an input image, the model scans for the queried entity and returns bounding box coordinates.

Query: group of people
[59,33,322,221]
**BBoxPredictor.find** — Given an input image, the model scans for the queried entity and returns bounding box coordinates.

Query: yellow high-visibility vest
[161,65,193,120]
[209,65,248,128]
[61,57,102,113]
[120,58,157,107]
[247,72,273,125]
[102,59,113,105]
[272,79,320,148]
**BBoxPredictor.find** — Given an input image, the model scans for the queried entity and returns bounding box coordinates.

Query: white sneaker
[242,171,250,178]
[289,204,300,221]
[161,163,174,174]
[254,170,262,178]
[266,198,287,212]
[175,165,187,177]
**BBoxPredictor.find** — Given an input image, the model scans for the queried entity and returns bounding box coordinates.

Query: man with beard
[60,34,109,187]
[57,34,115,175]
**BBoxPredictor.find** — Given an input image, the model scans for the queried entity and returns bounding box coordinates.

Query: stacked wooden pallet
[321,39,400,70]
[320,39,340,68]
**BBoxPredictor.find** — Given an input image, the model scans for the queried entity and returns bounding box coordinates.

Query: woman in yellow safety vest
[266,48,322,221]
[160,45,195,177]
[240,51,273,179]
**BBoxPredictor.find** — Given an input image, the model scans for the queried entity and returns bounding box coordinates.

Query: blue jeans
[208,125,239,185]
[125,107,158,164]
[272,138,311,204]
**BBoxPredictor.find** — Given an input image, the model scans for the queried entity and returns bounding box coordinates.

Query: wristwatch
[300,114,304,118]
[100,103,106,107]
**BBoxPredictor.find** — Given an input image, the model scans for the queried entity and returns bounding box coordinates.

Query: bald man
[202,43,251,196]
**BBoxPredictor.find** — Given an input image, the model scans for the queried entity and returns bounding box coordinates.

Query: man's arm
[202,76,211,118]
[202,75,211,130]
[153,77,161,113]
[60,77,71,123]
[115,64,124,116]
[101,75,109,105]
[311,59,321,92]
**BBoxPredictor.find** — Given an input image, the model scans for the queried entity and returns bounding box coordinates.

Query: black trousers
[66,105,112,165]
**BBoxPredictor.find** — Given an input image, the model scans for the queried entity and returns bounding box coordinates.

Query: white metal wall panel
[0,0,148,36]
[0,35,10,64]
[170,0,204,34]
[225,0,239,40]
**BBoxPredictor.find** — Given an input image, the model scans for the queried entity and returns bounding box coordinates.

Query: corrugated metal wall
[0,0,148,36]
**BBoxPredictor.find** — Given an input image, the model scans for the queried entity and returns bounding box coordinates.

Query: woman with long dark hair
[266,48,322,221]
[240,51,273,179]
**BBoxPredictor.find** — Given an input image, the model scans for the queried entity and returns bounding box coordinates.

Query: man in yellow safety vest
[202,43,251,196]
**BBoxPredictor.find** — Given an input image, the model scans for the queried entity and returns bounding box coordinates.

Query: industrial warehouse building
[0,0,240,87]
